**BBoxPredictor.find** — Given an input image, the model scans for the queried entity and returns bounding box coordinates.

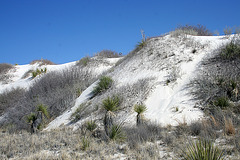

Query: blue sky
[0,0,240,65]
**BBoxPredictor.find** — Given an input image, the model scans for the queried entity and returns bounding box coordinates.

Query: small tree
[134,104,147,126]
[102,96,120,136]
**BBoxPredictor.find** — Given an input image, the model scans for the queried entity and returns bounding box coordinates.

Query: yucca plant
[37,104,49,118]
[181,139,225,160]
[85,120,97,132]
[102,95,121,136]
[109,123,126,142]
[26,113,37,123]
[26,104,50,133]
[134,104,147,126]
[92,76,113,96]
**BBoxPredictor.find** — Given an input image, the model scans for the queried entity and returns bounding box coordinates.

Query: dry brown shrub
[30,59,55,66]
[224,117,236,135]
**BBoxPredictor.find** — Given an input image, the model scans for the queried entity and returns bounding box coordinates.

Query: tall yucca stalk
[181,139,225,160]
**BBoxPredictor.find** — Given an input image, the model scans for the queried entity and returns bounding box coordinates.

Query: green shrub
[220,41,240,59]
[76,56,91,66]
[92,76,113,96]
[181,139,225,160]
[102,95,120,112]
[85,120,97,132]
[109,123,126,142]
[213,97,230,109]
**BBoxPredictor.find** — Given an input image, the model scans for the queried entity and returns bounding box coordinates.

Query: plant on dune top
[92,76,113,96]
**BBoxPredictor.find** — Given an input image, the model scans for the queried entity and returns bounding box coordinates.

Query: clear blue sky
[1,0,240,65]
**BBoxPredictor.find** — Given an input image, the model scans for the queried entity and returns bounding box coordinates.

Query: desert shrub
[124,123,162,149]
[162,132,175,146]
[76,56,91,66]
[2,67,97,131]
[189,121,202,136]
[172,24,213,37]
[0,88,25,115]
[224,26,233,35]
[0,63,13,75]
[92,76,113,96]
[71,103,89,123]
[30,59,55,66]
[180,139,225,160]
[189,38,240,108]
[220,41,240,60]
[213,97,230,109]
[95,50,122,58]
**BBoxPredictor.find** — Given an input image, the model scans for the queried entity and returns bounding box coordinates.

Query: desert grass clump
[181,139,225,160]
[81,136,90,151]
[134,104,147,126]
[109,123,126,142]
[76,56,91,66]
[85,120,97,132]
[92,76,113,96]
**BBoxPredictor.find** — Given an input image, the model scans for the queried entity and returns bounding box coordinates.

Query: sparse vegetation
[30,59,55,66]
[0,63,13,75]
[95,50,122,58]
[92,76,113,96]
[76,56,91,66]
[171,24,213,37]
